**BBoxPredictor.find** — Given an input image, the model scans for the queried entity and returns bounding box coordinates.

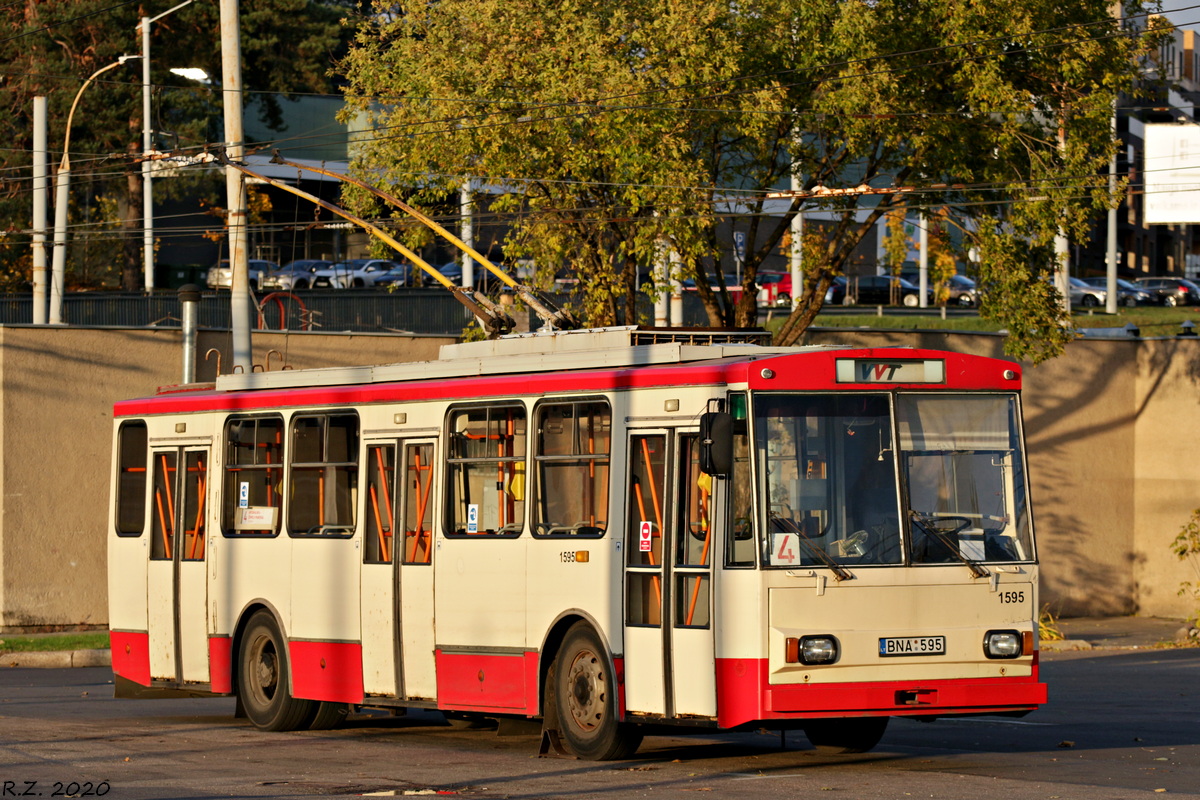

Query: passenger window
[365,444,396,563]
[288,413,359,536]
[222,416,284,536]
[533,401,610,537]
[115,421,147,536]
[446,404,525,537]
[724,394,755,567]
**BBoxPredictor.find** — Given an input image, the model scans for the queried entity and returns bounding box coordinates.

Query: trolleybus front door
[146,446,210,685]
[623,431,717,719]
[361,439,438,700]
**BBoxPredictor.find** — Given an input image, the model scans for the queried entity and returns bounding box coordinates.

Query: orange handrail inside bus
[154,487,172,558]
[368,446,395,562]
[187,466,206,560]
[407,449,434,564]
[633,439,664,611]
[369,484,391,563]
[685,480,711,627]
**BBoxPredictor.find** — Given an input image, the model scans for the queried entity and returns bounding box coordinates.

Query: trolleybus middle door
[147,446,210,685]
[623,430,717,720]
[361,439,438,700]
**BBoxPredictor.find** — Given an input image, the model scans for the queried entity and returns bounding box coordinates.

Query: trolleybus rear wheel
[802,717,889,754]
[555,624,642,760]
[238,611,315,732]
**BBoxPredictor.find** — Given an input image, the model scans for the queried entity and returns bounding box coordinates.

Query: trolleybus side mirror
[699,411,733,477]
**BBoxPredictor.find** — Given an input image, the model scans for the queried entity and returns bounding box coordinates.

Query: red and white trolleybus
[108,326,1046,759]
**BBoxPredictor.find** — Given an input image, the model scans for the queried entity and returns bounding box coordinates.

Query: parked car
[1067,276,1106,307]
[205,259,279,291]
[757,271,793,307]
[311,259,407,289]
[261,259,331,291]
[1079,277,1151,307]
[1132,277,1200,307]
[372,263,419,288]
[826,274,929,306]
[899,271,979,307]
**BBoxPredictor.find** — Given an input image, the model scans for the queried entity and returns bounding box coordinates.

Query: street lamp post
[49,55,140,325]
[139,0,199,293]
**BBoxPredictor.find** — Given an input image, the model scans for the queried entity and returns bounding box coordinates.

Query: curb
[1041,639,1095,652]
[1,649,111,669]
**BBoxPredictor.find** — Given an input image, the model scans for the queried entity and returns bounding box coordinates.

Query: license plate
[879,636,946,657]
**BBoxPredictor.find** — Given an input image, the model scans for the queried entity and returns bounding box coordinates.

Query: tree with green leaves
[343,0,1163,362]
[0,0,357,291]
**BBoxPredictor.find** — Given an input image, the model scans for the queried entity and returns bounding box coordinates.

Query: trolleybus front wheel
[555,624,643,760]
[802,717,889,754]
[238,611,316,732]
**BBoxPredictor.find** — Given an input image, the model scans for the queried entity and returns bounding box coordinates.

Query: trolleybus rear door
[362,439,438,699]
[623,430,717,719]
[147,446,210,685]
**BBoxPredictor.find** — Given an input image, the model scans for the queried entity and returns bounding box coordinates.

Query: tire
[1082,294,1099,307]
[352,278,365,288]
[554,624,642,760]
[802,717,889,754]
[304,701,350,730]
[1123,295,1137,308]
[902,293,919,307]
[1165,295,1178,308]
[776,292,791,307]
[294,280,308,290]
[237,611,315,732]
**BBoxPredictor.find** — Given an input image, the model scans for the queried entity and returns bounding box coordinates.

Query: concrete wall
[0,326,452,631]
[2,324,1197,629]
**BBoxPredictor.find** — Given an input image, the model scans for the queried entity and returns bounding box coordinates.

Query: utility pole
[789,172,803,311]
[461,179,474,289]
[220,0,253,372]
[32,97,48,325]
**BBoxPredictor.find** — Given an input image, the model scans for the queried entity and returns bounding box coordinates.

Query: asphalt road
[0,649,1197,800]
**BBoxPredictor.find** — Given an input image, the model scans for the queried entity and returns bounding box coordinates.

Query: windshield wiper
[909,511,990,579]
[769,512,853,581]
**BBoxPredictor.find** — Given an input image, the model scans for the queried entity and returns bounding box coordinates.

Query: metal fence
[0,287,725,334]
[0,290,475,335]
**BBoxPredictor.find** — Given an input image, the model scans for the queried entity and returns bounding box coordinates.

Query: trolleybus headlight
[983,630,1022,659]
[786,635,840,665]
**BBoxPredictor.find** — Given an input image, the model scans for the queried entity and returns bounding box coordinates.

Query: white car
[310,259,406,289]
[206,259,279,291]
[261,260,332,291]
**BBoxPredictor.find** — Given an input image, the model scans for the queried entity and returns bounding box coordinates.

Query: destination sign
[835,358,946,384]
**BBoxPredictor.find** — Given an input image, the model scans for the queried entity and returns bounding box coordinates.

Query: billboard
[1144,123,1200,224]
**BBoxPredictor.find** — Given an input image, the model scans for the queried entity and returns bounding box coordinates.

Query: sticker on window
[639,521,653,552]
[770,532,802,566]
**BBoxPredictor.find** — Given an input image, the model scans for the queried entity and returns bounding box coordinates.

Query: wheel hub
[565,650,604,732]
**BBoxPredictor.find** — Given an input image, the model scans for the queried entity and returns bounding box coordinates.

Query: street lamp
[139,0,199,293]
[49,55,140,325]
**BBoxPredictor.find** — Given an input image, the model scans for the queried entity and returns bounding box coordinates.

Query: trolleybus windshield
[897,393,1033,564]
[757,394,903,568]
[755,392,1033,570]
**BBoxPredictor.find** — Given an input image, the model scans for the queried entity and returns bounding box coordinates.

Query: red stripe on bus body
[288,641,365,704]
[114,348,1017,418]
[109,630,151,686]
[714,658,1046,729]
[208,636,233,694]
[435,650,539,714]
[113,363,740,418]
